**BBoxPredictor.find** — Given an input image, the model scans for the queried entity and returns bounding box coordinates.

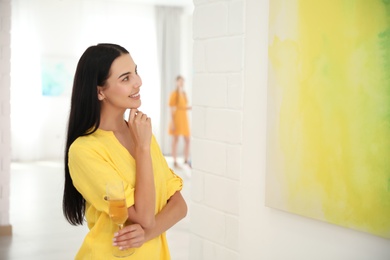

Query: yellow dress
[169,91,190,137]
[68,129,183,260]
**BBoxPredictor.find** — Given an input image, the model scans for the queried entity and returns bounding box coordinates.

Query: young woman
[169,76,191,168]
[63,43,187,259]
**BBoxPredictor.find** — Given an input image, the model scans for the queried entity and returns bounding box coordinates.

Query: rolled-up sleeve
[165,168,183,199]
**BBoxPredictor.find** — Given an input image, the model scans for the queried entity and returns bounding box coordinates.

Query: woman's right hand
[113,224,145,250]
[127,109,152,150]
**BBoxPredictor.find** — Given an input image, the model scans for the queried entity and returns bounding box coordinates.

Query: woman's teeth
[130,93,140,98]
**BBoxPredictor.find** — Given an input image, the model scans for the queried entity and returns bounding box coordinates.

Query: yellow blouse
[68,128,182,259]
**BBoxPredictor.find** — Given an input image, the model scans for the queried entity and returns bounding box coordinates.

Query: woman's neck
[99,107,127,132]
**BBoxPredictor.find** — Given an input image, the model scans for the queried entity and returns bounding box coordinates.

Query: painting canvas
[266,0,390,238]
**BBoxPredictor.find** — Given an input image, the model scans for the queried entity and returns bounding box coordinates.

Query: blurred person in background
[169,75,191,168]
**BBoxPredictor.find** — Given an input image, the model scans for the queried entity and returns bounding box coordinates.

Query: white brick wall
[0,0,11,227]
[193,3,228,39]
[193,0,390,259]
[191,0,244,258]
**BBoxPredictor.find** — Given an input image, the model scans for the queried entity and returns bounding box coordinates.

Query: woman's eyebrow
[118,72,130,79]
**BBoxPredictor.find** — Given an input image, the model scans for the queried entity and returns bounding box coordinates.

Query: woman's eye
[123,76,129,81]
[135,67,138,75]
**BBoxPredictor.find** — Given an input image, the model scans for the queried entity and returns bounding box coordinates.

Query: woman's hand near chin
[127,109,152,150]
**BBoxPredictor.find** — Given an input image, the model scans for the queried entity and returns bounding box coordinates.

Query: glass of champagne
[106,180,135,257]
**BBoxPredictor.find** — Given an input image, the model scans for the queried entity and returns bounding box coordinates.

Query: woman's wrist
[143,227,154,242]
[135,146,151,153]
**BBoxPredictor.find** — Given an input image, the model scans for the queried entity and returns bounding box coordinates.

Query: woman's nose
[135,75,142,88]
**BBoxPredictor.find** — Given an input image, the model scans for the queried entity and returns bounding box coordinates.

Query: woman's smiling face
[98,53,142,110]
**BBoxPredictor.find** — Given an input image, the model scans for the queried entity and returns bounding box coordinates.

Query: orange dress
[169,91,190,137]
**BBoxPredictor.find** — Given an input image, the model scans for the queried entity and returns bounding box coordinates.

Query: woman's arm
[114,191,187,249]
[144,191,187,242]
[126,110,156,229]
[127,147,155,229]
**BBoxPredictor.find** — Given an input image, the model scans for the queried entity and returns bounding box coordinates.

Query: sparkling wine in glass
[106,180,135,257]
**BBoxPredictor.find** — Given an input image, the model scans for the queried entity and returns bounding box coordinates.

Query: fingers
[135,111,150,122]
[126,110,152,149]
[113,224,145,250]
[129,110,151,123]
[128,109,138,123]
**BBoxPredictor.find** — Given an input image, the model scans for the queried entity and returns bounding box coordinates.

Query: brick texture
[191,0,245,258]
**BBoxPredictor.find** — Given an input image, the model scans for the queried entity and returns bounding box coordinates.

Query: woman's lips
[129,93,140,99]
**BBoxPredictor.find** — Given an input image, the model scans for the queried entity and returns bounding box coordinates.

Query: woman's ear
[97,86,105,101]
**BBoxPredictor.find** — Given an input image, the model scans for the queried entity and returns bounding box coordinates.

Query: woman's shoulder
[69,129,111,153]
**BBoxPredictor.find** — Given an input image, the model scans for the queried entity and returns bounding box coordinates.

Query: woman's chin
[127,101,141,109]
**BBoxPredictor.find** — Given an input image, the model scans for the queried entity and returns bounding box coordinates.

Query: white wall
[10,0,161,161]
[191,0,390,259]
[0,0,12,229]
[191,0,244,258]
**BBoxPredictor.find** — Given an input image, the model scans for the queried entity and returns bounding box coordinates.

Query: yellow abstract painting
[266,0,390,238]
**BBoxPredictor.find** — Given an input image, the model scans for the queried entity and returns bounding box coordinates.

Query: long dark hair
[63,43,129,225]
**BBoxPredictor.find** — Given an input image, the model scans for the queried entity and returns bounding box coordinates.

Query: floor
[0,158,191,260]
